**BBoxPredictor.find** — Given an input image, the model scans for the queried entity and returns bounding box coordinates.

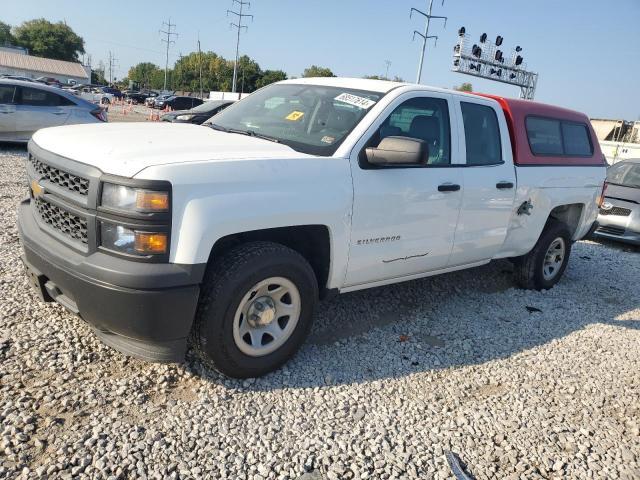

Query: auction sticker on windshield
[334,93,376,110]
[285,111,305,121]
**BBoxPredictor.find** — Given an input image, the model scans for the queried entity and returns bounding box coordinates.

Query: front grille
[599,206,632,217]
[34,197,88,245]
[29,155,90,196]
[596,225,626,236]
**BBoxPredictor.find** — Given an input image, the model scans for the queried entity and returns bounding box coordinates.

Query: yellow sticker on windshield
[285,111,305,121]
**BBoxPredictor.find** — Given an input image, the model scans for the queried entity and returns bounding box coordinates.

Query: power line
[227,0,253,95]
[160,18,178,91]
[107,51,118,85]
[410,0,447,84]
[197,34,204,99]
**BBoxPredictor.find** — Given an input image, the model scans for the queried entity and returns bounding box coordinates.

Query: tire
[192,241,318,378]
[513,219,572,290]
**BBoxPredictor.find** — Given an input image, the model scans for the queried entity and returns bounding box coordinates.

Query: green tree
[128,62,163,89]
[302,65,335,78]
[13,19,85,62]
[0,21,14,46]
[91,61,107,84]
[256,69,287,89]
[454,82,473,92]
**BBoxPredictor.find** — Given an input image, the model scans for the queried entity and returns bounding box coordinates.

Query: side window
[0,85,16,104]
[461,102,502,165]
[373,96,451,165]
[19,87,66,107]
[561,122,592,156]
[526,117,563,155]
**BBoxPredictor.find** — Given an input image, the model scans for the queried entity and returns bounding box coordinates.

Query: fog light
[100,222,167,255]
[134,232,168,254]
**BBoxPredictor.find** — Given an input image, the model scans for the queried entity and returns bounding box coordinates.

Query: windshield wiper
[209,124,280,143]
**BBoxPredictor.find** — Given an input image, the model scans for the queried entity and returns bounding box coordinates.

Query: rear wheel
[513,220,572,290]
[192,241,318,378]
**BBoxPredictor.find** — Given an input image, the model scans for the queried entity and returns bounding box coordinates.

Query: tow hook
[517,199,533,216]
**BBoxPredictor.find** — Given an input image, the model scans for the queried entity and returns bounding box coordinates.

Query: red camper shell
[475,94,605,166]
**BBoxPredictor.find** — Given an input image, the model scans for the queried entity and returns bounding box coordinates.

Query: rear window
[526,116,593,157]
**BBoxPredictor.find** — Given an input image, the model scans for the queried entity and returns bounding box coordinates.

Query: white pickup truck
[19,78,606,378]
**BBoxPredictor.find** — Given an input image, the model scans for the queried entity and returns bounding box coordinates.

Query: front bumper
[18,198,206,362]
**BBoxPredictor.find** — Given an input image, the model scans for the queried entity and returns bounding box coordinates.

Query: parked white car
[70,85,114,105]
[19,78,606,377]
[0,79,107,142]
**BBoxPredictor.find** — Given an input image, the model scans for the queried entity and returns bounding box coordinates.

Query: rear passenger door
[451,97,516,264]
[14,86,73,140]
[0,84,17,140]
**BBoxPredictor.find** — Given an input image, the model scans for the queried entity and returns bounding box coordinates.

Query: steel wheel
[232,276,301,357]
[542,237,566,281]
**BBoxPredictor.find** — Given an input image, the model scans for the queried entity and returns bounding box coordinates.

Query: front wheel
[192,242,318,378]
[513,220,572,290]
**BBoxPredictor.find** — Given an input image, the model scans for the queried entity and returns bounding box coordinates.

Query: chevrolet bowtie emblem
[31,179,44,198]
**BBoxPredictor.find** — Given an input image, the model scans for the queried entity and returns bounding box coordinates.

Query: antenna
[227,0,253,96]
[410,0,447,84]
[160,18,178,91]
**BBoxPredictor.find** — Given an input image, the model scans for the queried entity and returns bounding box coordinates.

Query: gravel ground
[1,144,639,480]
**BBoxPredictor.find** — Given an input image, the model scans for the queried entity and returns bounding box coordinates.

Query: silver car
[594,159,640,245]
[0,79,106,143]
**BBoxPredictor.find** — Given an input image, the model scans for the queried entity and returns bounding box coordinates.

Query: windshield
[209,83,384,156]
[607,162,640,188]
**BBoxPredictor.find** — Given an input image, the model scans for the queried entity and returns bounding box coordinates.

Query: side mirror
[365,136,429,166]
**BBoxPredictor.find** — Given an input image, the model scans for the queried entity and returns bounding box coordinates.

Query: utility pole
[227,0,253,96]
[197,34,204,99]
[384,60,392,79]
[411,0,447,84]
[160,19,178,91]
[107,51,118,85]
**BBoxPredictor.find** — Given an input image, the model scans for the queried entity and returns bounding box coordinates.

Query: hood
[605,182,640,204]
[31,122,307,177]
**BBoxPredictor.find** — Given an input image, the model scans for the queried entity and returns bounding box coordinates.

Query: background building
[0,48,89,84]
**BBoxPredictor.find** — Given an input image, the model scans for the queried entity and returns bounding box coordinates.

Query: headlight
[101,183,169,212]
[175,114,195,121]
[100,222,168,255]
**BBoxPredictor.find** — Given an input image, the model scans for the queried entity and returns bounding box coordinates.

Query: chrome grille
[29,155,90,196]
[599,206,632,217]
[34,197,88,245]
[596,225,626,236]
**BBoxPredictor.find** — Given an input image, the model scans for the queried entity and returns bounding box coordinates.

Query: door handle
[438,183,461,192]
[496,181,514,189]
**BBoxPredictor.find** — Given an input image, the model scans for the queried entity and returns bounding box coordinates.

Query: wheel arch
[547,203,585,239]
[207,225,334,298]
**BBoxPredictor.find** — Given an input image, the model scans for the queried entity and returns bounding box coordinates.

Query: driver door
[344,91,464,287]
[0,84,17,141]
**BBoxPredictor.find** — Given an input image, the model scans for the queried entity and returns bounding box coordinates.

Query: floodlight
[480,33,487,43]
[515,55,523,66]
[495,50,503,62]
[495,35,503,46]
[458,26,466,36]
[515,46,522,52]
[509,73,516,79]
[454,44,460,53]
[472,44,482,58]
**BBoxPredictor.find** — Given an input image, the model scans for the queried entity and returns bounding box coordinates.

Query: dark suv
[156,96,203,110]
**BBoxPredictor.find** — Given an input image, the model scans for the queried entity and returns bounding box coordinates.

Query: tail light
[597,181,608,208]
[91,108,107,122]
